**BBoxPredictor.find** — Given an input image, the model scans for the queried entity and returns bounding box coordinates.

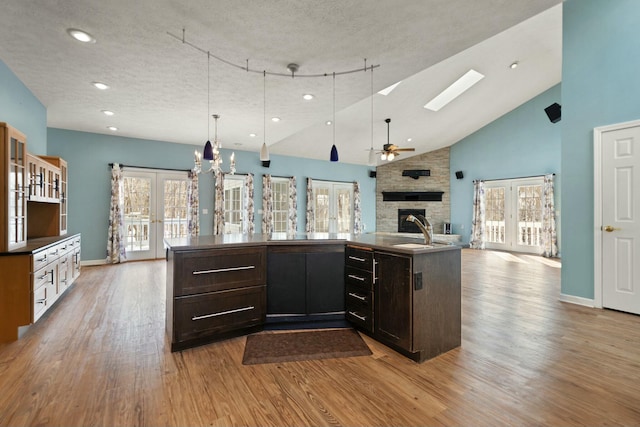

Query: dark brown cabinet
[346,244,461,363]
[266,244,345,323]
[166,246,267,351]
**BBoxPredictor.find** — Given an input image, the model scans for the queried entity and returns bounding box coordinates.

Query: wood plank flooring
[1,249,639,426]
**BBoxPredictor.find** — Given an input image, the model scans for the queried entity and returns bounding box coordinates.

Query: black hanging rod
[108,163,191,173]
[473,173,555,183]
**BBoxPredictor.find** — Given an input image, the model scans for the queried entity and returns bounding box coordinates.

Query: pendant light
[330,72,339,162]
[203,52,214,160]
[260,71,271,167]
[368,65,376,166]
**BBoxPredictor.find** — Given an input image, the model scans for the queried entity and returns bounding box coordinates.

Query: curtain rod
[473,173,555,183]
[108,163,191,173]
[308,177,359,184]
[265,174,294,179]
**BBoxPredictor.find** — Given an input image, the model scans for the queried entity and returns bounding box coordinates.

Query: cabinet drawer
[32,284,48,322]
[33,265,55,291]
[175,247,266,296]
[346,304,373,333]
[345,266,373,289]
[346,283,372,308]
[173,285,266,344]
[32,249,51,271]
[345,246,374,270]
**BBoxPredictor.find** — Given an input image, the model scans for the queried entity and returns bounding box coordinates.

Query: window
[271,178,290,233]
[311,181,353,233]
[223,177,244,233]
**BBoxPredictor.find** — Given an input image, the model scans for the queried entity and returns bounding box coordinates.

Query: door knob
[602,225,620,232]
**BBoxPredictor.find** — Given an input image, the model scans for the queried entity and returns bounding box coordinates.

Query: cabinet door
[266,251,306,314]
[2,124,27,251]
[306,250,345,313]
[375,252,412,351]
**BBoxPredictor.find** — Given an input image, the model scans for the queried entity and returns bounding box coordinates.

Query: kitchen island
[164,233,461,361]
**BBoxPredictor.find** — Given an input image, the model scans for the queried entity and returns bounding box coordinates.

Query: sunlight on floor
[489,251,562,268]
[492,251,528,263]
[523,255,562,268]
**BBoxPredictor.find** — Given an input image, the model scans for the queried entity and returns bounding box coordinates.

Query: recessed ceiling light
[101,110,114,116]
[325,120,332,126]
[107,126,118,131]
[271,117,281,122]
[407,138,412,142]
[378,81,402,96]
[423,69,484,112]
[249,133,256,137]
[67,28,96,44]
[303,94,314,100]
[92,82,109,90]
[510,61,519,69]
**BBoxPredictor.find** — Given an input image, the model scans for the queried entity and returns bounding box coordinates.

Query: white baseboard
[81,259,107,266]
[559,293,595,308]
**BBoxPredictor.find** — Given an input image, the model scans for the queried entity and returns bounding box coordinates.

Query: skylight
[423,69,484,111]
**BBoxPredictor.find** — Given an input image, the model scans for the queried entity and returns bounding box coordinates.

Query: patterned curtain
[262,174,273,234]
[106,163,126,263]
[353,181,362,234]
[305,178,314,233]
[214,170,225,235]
[243,173,255,234]
[469,180,486,249]
[540,174,558,257]
[187,171,199,237]
[288,176,297,234]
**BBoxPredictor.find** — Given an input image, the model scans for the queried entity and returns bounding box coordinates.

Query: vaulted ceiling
[0,0,562,165]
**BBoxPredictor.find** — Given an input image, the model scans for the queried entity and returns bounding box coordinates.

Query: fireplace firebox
[398,209,426,233]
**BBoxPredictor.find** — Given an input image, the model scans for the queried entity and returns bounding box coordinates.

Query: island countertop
[164,232,459,255]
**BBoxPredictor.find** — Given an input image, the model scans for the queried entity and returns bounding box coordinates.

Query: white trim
[559,293,595,308]
[593,118,640,309]
[82,259,107,266]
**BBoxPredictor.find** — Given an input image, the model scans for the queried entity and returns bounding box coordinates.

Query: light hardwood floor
[1,249,639,426]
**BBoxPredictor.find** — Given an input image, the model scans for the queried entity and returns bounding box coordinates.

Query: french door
[312,181,354,233]
[484,177,544,254]
[122,169,190,260]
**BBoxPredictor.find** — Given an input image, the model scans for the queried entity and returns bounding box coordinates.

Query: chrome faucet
[405,214,433,245]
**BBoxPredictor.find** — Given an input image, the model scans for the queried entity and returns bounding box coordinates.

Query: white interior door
[123,169,189,260]
[600,124,640,315]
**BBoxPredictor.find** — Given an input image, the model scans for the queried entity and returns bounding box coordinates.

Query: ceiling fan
[379,118,415,161]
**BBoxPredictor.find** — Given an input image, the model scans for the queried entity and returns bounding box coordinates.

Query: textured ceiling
[0,0,562,165]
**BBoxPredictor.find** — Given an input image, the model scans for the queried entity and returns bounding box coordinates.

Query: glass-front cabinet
[1,122,27,251]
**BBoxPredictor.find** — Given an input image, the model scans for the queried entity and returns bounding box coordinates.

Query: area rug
[242,328,372,365]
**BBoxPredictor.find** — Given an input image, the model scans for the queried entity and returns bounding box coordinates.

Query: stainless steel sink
[392,243,434,249]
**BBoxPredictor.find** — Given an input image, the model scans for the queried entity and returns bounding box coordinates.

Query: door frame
[311,180,354,233]
[593,118,640,308]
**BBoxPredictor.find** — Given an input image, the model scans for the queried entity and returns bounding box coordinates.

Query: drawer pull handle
[35,299,46,304]
[348,256,366,262]
[348,274,366,282]
[348,292,366,301]
[348,311,366,321]
[192,306,255,321]
[36,255,47,262]
[192,265,255,275]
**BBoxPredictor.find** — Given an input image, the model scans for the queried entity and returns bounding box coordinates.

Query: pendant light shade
[368,147,376,166]
[260,142,270,161]
[203,140,214,160]
[330,144,339,162]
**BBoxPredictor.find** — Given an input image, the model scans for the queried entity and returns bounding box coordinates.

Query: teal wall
[0,60,47,154]
[561,0,640,299]
[47,128,376,261]
[450,84,562,247]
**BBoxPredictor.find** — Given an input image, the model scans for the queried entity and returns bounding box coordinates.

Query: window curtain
[305,178,314,233]
[243,173,255,234]
[187,171,199,237]
[262,174,273,234]
[540,173,558,257]
[288,176,297,235]
[469,180,486,250]
[106,163,126,263]
[353,181,362,234]
[214,170,225,235]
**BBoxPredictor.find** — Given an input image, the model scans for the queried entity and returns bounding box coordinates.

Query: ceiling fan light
[381,152,387,161]
[330,144,339,162]
[388,152,395,161]
[203,140,214,160]
[260,142,270,161]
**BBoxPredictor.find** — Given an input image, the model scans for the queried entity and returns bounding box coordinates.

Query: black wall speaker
[455,171,464,180]
[369,170,376,178]
[261,160,271,168]
[544,103,561,123]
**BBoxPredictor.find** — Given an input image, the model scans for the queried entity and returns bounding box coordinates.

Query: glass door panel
[312,181,353,234]
[123,174,153,260]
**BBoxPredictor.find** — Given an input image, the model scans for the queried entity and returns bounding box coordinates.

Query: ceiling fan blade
[395,148,415,152]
